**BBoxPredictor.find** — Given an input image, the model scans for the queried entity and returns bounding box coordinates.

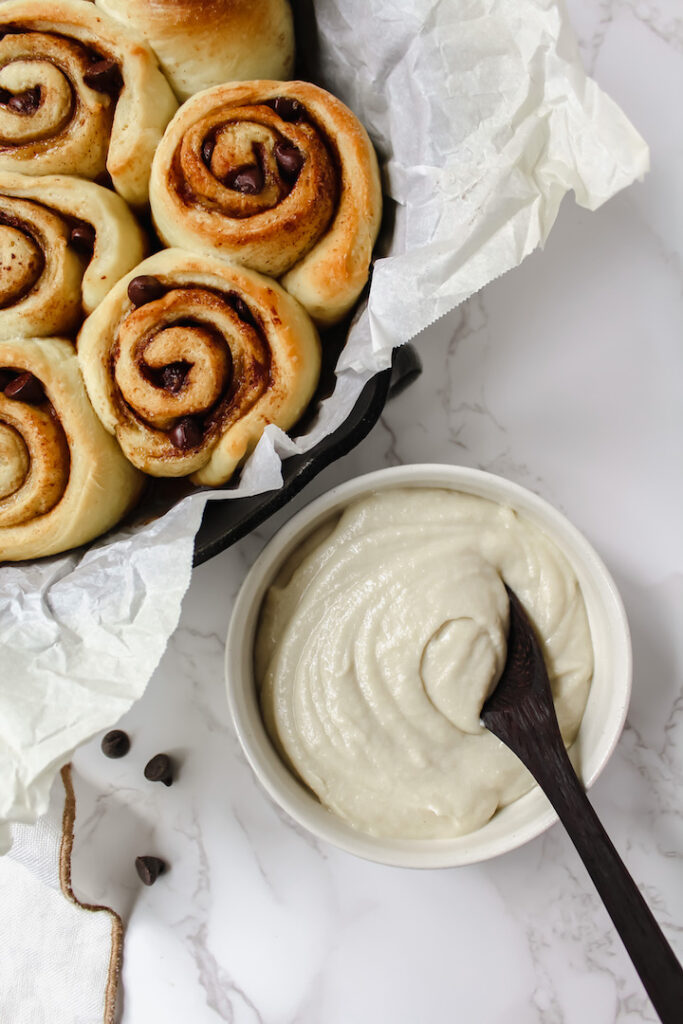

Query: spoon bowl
[226,464,632,868]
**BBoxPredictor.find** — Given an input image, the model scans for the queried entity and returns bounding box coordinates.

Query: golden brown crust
[0,0,178,205]
[95,0,295,100]
[0,171,146,339]
[77,248,321,485]
[0,336,144,561]
[150,81,382,327]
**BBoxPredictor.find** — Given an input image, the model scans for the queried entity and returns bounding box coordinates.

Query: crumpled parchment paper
[0,0,648,851]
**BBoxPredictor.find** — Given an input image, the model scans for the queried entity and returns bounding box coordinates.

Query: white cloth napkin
[0,767,122,1024]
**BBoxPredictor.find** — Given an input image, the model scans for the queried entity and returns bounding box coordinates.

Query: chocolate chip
[227,164,264,195]
[168,416,202,450]
[0,369,15,391]
[229,294,254,325]
[144,753,174,786]
[3,371,44,403]
[101,729,130,758]
[83,58,122,95]
[128,275,166,308]
[160,364,187,394]
[69,222,96,256]
[6,87,41,115]
[135,856,166,886]
[269,96,305,122]
[273,141,304,180]
[0,88,11,104]
[202,136,215,167]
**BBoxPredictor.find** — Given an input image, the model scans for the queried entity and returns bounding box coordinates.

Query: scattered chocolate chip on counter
[135,855,166,886]
[144,753,174,786]
[100,729,130,758]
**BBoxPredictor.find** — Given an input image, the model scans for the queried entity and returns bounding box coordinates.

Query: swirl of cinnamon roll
[0,171,146,340]
[0,0,178,206]
[150,81,382,326]
[0,336,143,562]
[78,249,321,485]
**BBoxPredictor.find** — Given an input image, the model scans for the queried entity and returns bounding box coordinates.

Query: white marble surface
[67,1,682,1020]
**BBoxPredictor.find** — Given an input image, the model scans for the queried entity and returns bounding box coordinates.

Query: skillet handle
[387,344,422,402]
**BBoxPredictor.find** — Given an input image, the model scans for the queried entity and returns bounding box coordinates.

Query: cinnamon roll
[0,336,143,562]
[94,0,295,102]
[150,81,382,326]
[0,0,178,206]
[0,171,146,340]
[78,249,321,485]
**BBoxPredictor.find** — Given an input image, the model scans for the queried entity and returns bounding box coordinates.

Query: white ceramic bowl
[225,465,631,868]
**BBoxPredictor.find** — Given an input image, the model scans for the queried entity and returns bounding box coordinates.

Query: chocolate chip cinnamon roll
[95,0,295,102]
[150,82,382,326]
[78,249,321,485]
[0,336,143,562]
[0,0,178,206]
[0,172,146,340]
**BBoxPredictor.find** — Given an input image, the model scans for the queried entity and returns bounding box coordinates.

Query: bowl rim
[225,464,632,869]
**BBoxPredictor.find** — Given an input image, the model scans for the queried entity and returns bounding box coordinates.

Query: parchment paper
[0,0,648,850]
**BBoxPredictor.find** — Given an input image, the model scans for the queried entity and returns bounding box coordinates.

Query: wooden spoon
[481,585,683,1024]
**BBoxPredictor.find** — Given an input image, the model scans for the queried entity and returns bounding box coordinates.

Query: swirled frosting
[256,489,594,839]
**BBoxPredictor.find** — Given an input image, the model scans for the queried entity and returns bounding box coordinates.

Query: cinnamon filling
[0,210,44,308]
[0,28,119,150]
[206,121,306,203]
[112,286,271,454]
[0,366,70,525]
[0,84,41,114]
[167,98,340,280]
[175,100,335,216]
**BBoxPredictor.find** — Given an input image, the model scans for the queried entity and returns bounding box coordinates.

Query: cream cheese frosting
[256,488,594,839]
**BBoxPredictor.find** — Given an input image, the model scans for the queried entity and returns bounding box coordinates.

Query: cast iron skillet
[193,343,421,565]
[192,2,421,565]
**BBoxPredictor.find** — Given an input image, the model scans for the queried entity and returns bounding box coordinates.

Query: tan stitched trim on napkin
[58,764,124,1024]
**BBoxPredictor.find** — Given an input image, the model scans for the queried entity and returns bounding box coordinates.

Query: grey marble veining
[69,1,682,1020]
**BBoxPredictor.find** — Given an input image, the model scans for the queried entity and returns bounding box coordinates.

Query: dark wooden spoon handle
[492,699,683,1024]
